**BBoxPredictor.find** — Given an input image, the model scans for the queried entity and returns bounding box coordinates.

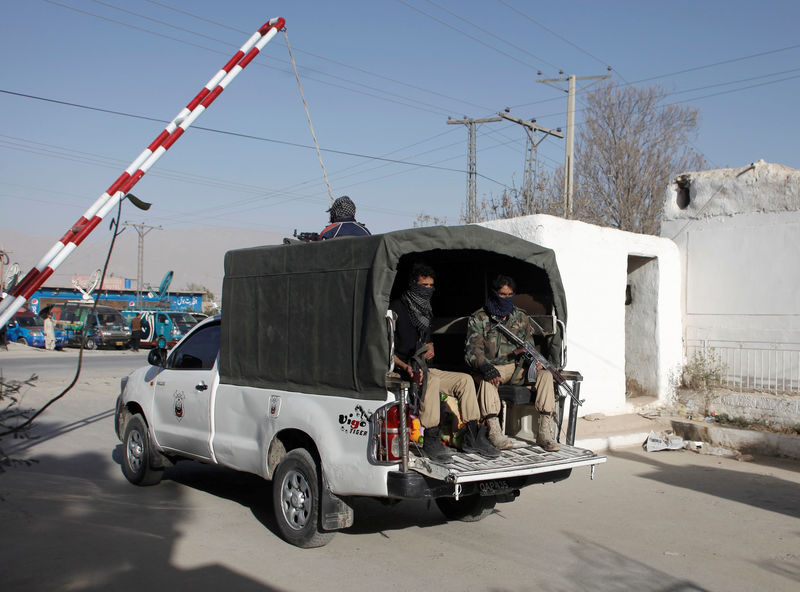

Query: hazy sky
[2,0,799,240]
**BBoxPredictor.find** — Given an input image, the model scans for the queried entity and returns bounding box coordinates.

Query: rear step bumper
[386,443,606,500]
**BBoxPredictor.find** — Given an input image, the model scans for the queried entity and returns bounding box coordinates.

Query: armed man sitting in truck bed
[390,263,499,461]
[465,274,560,452]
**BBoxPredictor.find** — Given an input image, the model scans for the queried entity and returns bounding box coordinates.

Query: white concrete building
[661,160,800,392]
[480,215,682,416]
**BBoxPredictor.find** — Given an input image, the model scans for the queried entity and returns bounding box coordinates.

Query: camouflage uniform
[465,306,556,418]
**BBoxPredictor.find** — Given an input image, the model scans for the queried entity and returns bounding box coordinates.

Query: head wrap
[401,283,434,337]
[485,290,514,318]
[328,195,356,222]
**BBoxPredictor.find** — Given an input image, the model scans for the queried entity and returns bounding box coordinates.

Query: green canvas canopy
[219,225,567,400]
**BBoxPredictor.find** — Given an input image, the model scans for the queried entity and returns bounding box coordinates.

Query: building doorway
[625,255,659,399]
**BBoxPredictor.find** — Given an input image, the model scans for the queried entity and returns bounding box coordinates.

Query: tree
[472,168,561,223]
[572,84,706,235]
[413,212,449,228]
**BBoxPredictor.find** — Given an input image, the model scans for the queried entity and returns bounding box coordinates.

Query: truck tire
[84,337,96,350]
[436,494,496,522]
[122,414,164,486]
[272,449,335,548]
[17,337,27,345]
[157,336,167,350]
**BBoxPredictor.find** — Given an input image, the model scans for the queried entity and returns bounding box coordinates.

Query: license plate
[116,341,123,346]
[478,479,513,496]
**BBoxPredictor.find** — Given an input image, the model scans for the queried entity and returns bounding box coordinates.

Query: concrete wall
[661,160,800,390]
[480,215,682,416]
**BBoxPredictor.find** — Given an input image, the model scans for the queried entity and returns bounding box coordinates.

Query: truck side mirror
[148,347,168,367]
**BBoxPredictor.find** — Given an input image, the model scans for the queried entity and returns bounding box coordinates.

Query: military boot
[537,412,560,452]
[421,426,455,462]
[486,416,514,450]
[462,420,501,458]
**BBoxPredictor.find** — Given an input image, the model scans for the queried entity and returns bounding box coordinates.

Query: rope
[283,29,335,205]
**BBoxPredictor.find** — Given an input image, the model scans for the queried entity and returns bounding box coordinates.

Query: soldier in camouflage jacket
[464,274,560,452]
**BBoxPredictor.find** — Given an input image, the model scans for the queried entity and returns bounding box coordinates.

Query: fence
[686,339,800,394]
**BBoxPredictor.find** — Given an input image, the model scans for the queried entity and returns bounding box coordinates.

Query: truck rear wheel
[122,414,164,486]
[436,494,496,522]
[272,449,334,548]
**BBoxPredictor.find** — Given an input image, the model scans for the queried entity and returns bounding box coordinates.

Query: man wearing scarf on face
[390,263,499,462]
[318,196,371,240]
[465,274,560,452]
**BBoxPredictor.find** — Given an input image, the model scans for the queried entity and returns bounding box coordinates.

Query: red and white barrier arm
[0,17,286,328]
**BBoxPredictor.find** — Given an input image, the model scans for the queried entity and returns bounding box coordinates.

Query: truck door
[152,322,220,459]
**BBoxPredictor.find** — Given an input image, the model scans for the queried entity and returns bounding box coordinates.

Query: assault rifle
[490,320,584,406]
[293,229,319,242]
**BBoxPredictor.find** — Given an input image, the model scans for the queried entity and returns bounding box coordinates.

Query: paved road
[0,343,147,381]
[1,355,799,592]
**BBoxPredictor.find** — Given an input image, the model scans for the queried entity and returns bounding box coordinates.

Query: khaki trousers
[477,363,556,417]
[419,368,481,428]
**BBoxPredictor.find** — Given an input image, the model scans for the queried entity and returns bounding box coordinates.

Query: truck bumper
[386,468,572,500]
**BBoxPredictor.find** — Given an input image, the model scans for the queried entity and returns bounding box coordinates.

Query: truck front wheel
[436,494,497,522]
[272,449,334,548]
[122,414,164,486]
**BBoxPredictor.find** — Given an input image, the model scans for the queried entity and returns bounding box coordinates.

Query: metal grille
[686,340,800,394]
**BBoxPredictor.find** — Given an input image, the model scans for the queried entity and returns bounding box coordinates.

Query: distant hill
[0,226,287,301]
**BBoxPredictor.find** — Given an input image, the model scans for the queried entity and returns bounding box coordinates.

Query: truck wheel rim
[127,429,144,473]
[280,470,311,530]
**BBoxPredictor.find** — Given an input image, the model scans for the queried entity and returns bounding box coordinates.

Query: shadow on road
[1,450,284,592]
[153,456,282,540]
[610,449,800,520]
[120,449,450,541]
[550,534,711,592]
[5,409,115,456]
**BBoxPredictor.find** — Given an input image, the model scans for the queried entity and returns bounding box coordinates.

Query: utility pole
[448,113,562,222]
[447,116,502,223]
[122,222,161,308]
[497,112,563,214]
[538,73,610,218]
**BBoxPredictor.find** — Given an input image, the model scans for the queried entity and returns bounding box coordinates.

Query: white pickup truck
[115,226,606,548]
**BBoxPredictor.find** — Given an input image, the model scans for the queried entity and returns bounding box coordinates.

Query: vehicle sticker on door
[338,407,369,437]
[174,391,185,420]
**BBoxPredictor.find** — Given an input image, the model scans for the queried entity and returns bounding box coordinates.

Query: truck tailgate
[408,442,606,484]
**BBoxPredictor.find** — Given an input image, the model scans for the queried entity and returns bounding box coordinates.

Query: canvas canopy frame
[220,225,567,400]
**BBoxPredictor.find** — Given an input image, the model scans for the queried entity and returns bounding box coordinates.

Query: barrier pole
[0,17,286,327]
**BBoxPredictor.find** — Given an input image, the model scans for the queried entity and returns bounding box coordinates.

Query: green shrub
[683,348,725,392]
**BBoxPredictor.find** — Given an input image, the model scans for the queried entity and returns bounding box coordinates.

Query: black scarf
[401,283,434,337]
[485,290,514,318]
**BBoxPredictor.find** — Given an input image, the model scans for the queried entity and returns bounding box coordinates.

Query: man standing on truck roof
[465,274,560,452]
[390,263,499,462]
[318,196,371,240]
